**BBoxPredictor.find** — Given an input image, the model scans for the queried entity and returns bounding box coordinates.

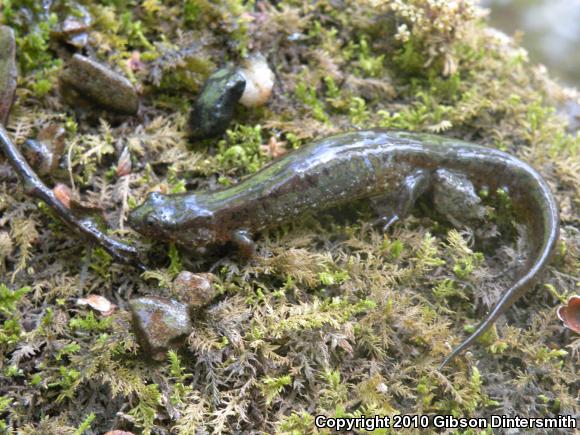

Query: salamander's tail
[439,168,559,370]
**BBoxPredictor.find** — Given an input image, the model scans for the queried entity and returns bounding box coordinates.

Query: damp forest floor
[0,1,578,434]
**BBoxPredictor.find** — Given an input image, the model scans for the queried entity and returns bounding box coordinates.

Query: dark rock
[0,26,17,125]
[50,2,92,48]
[189,67,246,141]
[128,297,192,361]
[21,125,67,176]
[52,22,89,48]
[172,271,217,309]
[60,54,139,115]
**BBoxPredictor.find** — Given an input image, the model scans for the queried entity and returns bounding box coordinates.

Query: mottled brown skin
[129,130,559,367]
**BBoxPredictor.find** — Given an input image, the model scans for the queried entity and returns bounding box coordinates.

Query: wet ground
[481,0,580,86]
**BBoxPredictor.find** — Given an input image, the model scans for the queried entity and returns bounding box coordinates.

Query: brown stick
[0,124,145,271]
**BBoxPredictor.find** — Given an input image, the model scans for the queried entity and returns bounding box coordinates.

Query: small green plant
[167,243,183,276]
[128,384,162,435]
[0,319,22,346]
[51,366,81,402]
[295,80,330,123]
[167,351,194,406]
[216,124,266,173]
[260,374,292,405]
[73,413,95,435]
[69,312,113,332]
[0,284,30,316]
[318,268,350,286]
[356,37,385,77]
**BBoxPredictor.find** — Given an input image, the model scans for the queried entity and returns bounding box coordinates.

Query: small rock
[172,271,217,309]
[20,124,66,176]
[129,297,192,361]
[238,53,275,108]
[0,26,17,125]
[189,67,246,141]
[60,54,140,115]
[51,17,90,48]
[50,1,92,48]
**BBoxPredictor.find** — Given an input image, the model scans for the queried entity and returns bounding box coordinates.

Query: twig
[0,124,146,271]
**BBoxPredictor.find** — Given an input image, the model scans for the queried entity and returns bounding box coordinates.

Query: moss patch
[0,0,578,433]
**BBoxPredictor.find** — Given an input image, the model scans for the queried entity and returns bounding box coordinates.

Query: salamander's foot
[370,169,431,230]
[432,169,485,227]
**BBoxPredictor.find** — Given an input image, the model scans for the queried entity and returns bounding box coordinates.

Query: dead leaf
[557,295,580,334]
[53,183,72,208]
[77,294,116,316]
[116,146,132,177]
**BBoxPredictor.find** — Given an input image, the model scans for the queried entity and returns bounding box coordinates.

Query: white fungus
[238,53,275,108]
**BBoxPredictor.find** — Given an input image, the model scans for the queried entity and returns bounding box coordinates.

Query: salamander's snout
[128,192,219,249]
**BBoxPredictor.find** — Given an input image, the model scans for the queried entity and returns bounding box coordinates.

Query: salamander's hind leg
[371,169,432,231]
[432,169,486,227]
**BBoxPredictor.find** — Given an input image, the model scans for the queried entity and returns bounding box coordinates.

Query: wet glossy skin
[128,130,559,366]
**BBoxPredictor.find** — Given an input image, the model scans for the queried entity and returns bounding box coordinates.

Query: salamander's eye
[146,214,156,227]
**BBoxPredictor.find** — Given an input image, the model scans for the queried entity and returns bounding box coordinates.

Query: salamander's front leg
[371,169,432,231]
[231,229,256,258]
[432,169,485,227]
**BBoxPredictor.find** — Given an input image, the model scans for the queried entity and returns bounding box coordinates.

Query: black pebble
[189,67,246,141]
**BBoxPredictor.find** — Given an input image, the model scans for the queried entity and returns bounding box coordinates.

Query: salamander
[129,129,560,367]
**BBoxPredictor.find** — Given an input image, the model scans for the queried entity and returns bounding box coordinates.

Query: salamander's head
[128,192,218,251]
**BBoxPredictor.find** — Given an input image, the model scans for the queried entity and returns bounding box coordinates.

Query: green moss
[167,243,183,275]
[73,413,96,435]
[183,0,203,25]
[0,0,578,433]
[88,247,114,278]
[295,79,330,123]
[128,384,162,435]
[69,312,113,332]
[0,284,30,315]
[354,37,386,78]
[215,124,266,173]
[277,411,317,434]
[260,374,292,405]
